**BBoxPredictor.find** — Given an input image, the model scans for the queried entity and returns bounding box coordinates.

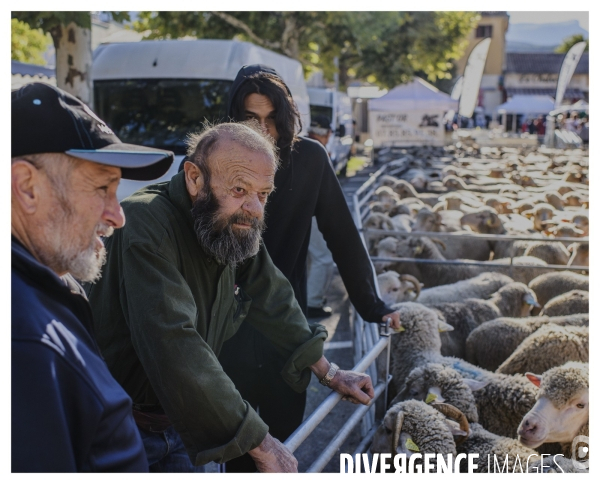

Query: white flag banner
[458,38,491,118]
[554,41,587,109]
[450,76,464,100]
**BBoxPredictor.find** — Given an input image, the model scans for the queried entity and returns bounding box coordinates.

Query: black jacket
[11,238,147,472]
[227,66,392,322]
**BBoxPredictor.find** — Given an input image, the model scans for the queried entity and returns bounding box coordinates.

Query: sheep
[390,213,413,232]
[465,314,589,371]
[412,207,468,233]
[540,290,589,317]
[528,271,588,308]
[496,324,588,375]
[544,191,565,210]
[499,213,535,233]
[392,179,441,206]
[370,399,462,463]
[518,362,589,461]
[527,454,588,473]
[407,236,549,286]
[363,212,395,253]
[457,423,541,473]
[567,242,588,267]
[443,175,521,194]
[390,363,546,469]
[483,195,513,214]
[377,271,421,306]
[430,282,540,359]
[391,363,480,424]
[374,236,422,280]
[373,186,400,212]
[416,272,514,305]
[523,241,570,265]
[389,302,539,438]
[571,214,589,236]
[543,222,584,239]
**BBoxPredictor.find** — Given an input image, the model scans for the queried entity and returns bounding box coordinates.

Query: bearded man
[11,83,174,471]
[86,122,374,473]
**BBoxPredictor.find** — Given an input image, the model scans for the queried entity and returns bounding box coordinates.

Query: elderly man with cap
[86,121,374,472]
[11,83,174,472]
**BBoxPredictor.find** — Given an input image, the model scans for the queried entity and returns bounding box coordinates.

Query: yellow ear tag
[394,326,406,333]
[406,439,420,452]
[425,393,437,404]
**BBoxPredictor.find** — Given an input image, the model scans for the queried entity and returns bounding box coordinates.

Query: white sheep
[390,363,545,473]
[388,303,539,438]
[427,282,540,359]
[415,272,514,305]
[518,362,589,461]
[540,290,589,317]
[528,271,588,308]
[376,271,421,306]
[496,324,588,376]
[465,314,589,371]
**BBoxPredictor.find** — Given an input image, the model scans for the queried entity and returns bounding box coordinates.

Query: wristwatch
[319,362,339,387]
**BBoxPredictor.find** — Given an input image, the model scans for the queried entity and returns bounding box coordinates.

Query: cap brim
[66,143,174,181]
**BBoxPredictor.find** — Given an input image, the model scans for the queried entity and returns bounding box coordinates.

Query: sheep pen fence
[284,152,587,472]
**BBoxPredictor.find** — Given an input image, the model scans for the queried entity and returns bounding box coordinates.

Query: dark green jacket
[87,171,326,466]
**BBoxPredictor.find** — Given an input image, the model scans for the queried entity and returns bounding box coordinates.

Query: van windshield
[310,105,333,122]
[94,79,233,154]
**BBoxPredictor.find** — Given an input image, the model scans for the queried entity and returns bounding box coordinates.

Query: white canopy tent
[368,77,457,147]
[496,95,555,133]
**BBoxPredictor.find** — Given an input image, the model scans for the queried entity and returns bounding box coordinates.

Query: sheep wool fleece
[86,171,326,466]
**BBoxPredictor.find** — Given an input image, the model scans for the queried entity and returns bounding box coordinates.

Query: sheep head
[391,363,482,424]
[393,180,418,199]
[460,209,504,234]
[518,363,589,454]
[371,400,460,458]
[377,271,422,305]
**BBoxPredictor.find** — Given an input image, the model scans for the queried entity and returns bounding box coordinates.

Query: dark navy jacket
[11,238,148,472]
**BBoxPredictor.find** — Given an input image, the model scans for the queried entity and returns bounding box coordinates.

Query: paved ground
[294,155,383,472]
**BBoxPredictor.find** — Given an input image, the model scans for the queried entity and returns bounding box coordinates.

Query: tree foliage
[12,12,130,47]
[11,18,51,65]
[555,34,589,54]
[133,11,478,89]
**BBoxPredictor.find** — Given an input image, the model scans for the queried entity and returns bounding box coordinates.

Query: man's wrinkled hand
[248,432,298,473]
[329,370,374,405]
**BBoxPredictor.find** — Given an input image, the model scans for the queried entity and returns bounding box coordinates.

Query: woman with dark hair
[219,64,401,472]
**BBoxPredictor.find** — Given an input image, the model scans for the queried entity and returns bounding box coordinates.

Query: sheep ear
[438,321,454,332]
[463,378,488,392]
[526,372,542,387]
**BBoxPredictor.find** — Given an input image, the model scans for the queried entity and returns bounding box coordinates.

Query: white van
[307,87,354,173]
[92,39,310,200]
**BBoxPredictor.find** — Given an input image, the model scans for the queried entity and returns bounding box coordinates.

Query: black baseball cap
[11,83,174,181]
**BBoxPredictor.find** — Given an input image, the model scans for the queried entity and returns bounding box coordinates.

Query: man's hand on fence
[382,310,401,331]
[329,369,374,405]
[248,432,298,472]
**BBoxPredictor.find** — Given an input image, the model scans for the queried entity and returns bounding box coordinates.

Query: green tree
[11,18,51,65]
[12,12,130,104]
[555,34,589,53]
[133,11,478,89]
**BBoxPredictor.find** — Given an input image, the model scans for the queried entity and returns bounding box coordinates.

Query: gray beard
[34,188,112,283]
[191,190,265,267]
